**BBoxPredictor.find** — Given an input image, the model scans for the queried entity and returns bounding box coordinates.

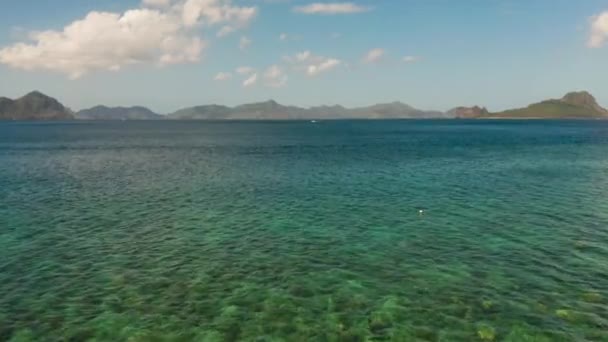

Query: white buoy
[418,209,424,215]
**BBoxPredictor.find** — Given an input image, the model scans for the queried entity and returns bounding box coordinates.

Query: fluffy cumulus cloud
[263,65,288,87]
[243,73,258,87]
[181,0,257,36]
[362,48,385,64]
[214,71,232,81]
[0,0,257,78]
[293,2,371,15]
[284,50,343,76]
[589,11,608,48]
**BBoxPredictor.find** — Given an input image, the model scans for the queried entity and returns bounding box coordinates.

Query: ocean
[1,120,608,341]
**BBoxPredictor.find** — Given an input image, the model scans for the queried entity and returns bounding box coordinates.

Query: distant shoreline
[2,90,607,121]
[3,117,608,123]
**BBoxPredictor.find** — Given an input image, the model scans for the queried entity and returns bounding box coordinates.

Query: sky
[0,0,607,113]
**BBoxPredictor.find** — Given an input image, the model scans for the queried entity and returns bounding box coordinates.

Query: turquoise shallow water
[1,120,608,341]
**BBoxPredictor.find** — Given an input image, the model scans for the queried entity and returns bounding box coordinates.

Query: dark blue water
[1,120,608,341]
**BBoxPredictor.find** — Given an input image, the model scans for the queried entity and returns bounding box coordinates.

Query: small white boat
[311,120,317,123]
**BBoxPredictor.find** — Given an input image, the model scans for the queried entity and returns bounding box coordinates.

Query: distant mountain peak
[560,91,607,114]
[23,90,47,98]
[21,91,62,104]
[90,105,110,110]
[562,90,594,101]
[483,90,608,118]
[75,105,161,120]
[0,91,73,120]
[448,106,489,118]
[242,99,281,108]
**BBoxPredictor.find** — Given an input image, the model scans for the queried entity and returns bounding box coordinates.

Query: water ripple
[1,120,608,341]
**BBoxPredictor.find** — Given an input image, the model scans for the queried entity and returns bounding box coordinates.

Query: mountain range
[168,100,448,120]
[75,105,163,120]
[450,91,608,119]
[0,91,606,121]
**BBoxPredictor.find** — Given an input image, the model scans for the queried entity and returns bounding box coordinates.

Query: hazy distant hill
[4,90,607,121]
[168,104,232,120]
[231,100,305,119]
[307,105,350,118]
[452,91,608,119]
[0,91,73,120]
[491,91,608,118]
[447,106,490,119]
[168,100,445,120]
[352,102,447,119]
[76,105,162,120]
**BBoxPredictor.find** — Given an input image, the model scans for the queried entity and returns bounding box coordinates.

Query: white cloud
[307,59,341,76]
[362,48,385,64]
[285,50,343,76]
[403,55,420,63]
[330,32,342,39]
[589,11,608,48]
[214,71,232,81]
[236,66,255,74]
[0,10,203,79]
[181,0,257,34]
[243,72,258,87]
[263,65,287,87]
[279,33,289,41]
[293,2,371,15]
[239,36,252,50]
[294,50,312,62]
[0,0,257,78]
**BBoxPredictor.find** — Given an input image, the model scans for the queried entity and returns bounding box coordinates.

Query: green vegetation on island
[75,105,163,120]
[1,90,606,120]
[168,100,447,120]
[451,91,608,119]
[0,91,73,120]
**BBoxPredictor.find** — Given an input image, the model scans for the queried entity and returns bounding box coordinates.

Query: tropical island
[1,90,606,121]
[449,91,608,119]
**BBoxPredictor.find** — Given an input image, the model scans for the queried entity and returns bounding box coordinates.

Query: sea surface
[1,120,608,341]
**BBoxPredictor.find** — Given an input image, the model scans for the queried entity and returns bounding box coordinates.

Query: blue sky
[0,0,607,113]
